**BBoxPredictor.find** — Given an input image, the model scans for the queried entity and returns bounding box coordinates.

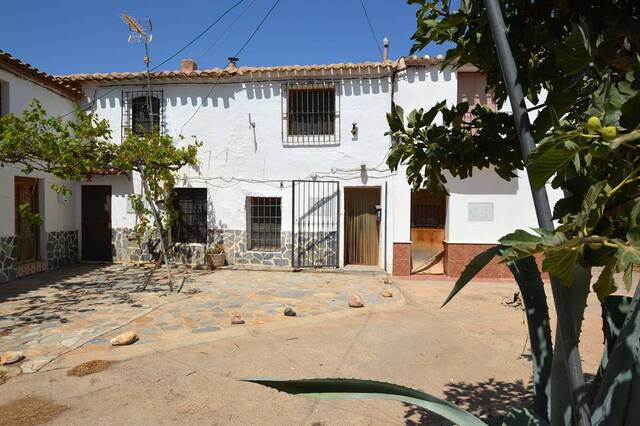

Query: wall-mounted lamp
[351,122,358,138]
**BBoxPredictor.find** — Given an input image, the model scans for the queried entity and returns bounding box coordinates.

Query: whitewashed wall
[392,65,562,245]
[0,68,77,239]
[85,73,397,268]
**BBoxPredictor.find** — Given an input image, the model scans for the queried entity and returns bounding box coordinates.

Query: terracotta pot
[206,252,225,270]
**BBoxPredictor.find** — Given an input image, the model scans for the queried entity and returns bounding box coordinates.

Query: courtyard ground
[0,265,620,425]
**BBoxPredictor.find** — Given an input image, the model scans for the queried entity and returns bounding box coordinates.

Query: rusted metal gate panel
[292,180,339,268]
[344,187,380,266]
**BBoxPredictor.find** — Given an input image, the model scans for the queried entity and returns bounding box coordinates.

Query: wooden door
[82,186,112,261]
[14,177,39,263]
[344,187,380,266]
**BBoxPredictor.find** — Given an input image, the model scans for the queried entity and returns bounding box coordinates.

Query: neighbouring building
[0,51,82,282]
[0,48,561,283]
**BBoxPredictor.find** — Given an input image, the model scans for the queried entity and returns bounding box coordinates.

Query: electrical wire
[233,0,281,57]
[59,87,119,118]
[151,0,248,71]
[359,0,383,60]
[197,0,258,62]
[179,84,217,133]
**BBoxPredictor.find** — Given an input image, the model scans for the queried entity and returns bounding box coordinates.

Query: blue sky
[1,0,450,75]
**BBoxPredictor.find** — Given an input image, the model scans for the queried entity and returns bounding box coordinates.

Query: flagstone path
[0,264,399,373]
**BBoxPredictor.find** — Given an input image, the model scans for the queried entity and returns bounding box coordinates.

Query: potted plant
[206,243,225,270]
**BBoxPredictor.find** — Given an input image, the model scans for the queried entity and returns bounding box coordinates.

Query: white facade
[0,54,81,282]
[1,53,559,281]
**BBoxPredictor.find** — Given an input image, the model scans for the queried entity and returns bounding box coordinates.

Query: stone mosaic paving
[0,264,398,373]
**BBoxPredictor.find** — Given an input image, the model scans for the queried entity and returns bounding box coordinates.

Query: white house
[0,50,82,282]
[0,48,558,283]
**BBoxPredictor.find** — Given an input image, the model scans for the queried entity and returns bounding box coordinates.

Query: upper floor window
[282,81,340,146]
[457,72,496,115]
[122,90,163,138]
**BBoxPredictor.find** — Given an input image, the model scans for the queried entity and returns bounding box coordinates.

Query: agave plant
[246,1,640,424]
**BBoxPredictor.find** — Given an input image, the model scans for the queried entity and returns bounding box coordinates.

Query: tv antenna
[121,14,154,124]
[120,14,175,291]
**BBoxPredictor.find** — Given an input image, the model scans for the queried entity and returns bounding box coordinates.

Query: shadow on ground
[403,378,533,425]
[0,264,202,333]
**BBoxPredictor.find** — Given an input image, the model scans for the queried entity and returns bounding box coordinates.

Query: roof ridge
[57,58,447,83]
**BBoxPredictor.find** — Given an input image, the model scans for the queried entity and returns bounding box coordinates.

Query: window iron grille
[172,188,208,244]
[122,90,165,140]
[248,197,282,251]
[282,81,340,146]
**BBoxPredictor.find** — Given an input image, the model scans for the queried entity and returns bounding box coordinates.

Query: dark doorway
[82,185,112,261]
[15,177,40,263]
[344,187,380,266]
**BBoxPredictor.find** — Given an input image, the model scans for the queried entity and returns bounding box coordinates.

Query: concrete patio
[0,264,401,373]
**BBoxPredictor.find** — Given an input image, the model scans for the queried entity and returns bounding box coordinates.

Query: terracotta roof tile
[0,49,82,99]
[57,57,445,83]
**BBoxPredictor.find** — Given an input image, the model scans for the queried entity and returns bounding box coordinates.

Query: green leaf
[620,92,640,130]
[575,180,608,231]
[243,378,487,426]
[631,201,640,228]
[554,22,591,77]
[616,228,640,270]
[441,246,501,307]
[593,260,617,302]
[542,245,580,286]
[528,141,580,188]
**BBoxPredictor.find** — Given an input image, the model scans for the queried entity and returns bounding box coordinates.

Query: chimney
[383,37,389,62]
[226,57,239,72]
[180,59,198,74]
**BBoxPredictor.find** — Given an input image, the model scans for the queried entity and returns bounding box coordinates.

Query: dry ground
[0,276,618,425]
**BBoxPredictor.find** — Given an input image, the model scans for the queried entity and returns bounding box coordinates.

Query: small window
[172,188,207,243]
[457,72,496,129]
[411,190,446,228]
[283,82,339,146]
[248,197,281,251]
[122,90,163,138]
[131,96,160,135]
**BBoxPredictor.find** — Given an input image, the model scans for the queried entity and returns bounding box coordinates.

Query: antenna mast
[122,14,155,133]
[121,14,175,292]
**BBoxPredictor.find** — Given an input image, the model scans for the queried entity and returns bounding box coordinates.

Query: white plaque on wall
[468,202,494,222]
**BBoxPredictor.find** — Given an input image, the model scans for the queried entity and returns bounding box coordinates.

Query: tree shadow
[403,378,534,425]
[0,263,203,333]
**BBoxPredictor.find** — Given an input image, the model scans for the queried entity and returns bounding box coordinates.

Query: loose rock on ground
[110,332,138,346]
[0,352,25,365]
[348,295,364,308]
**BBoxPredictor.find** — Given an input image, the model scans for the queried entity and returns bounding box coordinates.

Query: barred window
[172,188,208,244]
[283,81,340,146]
[248,197,281,251]
[122,90,164,138]
[411,190,446,228]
